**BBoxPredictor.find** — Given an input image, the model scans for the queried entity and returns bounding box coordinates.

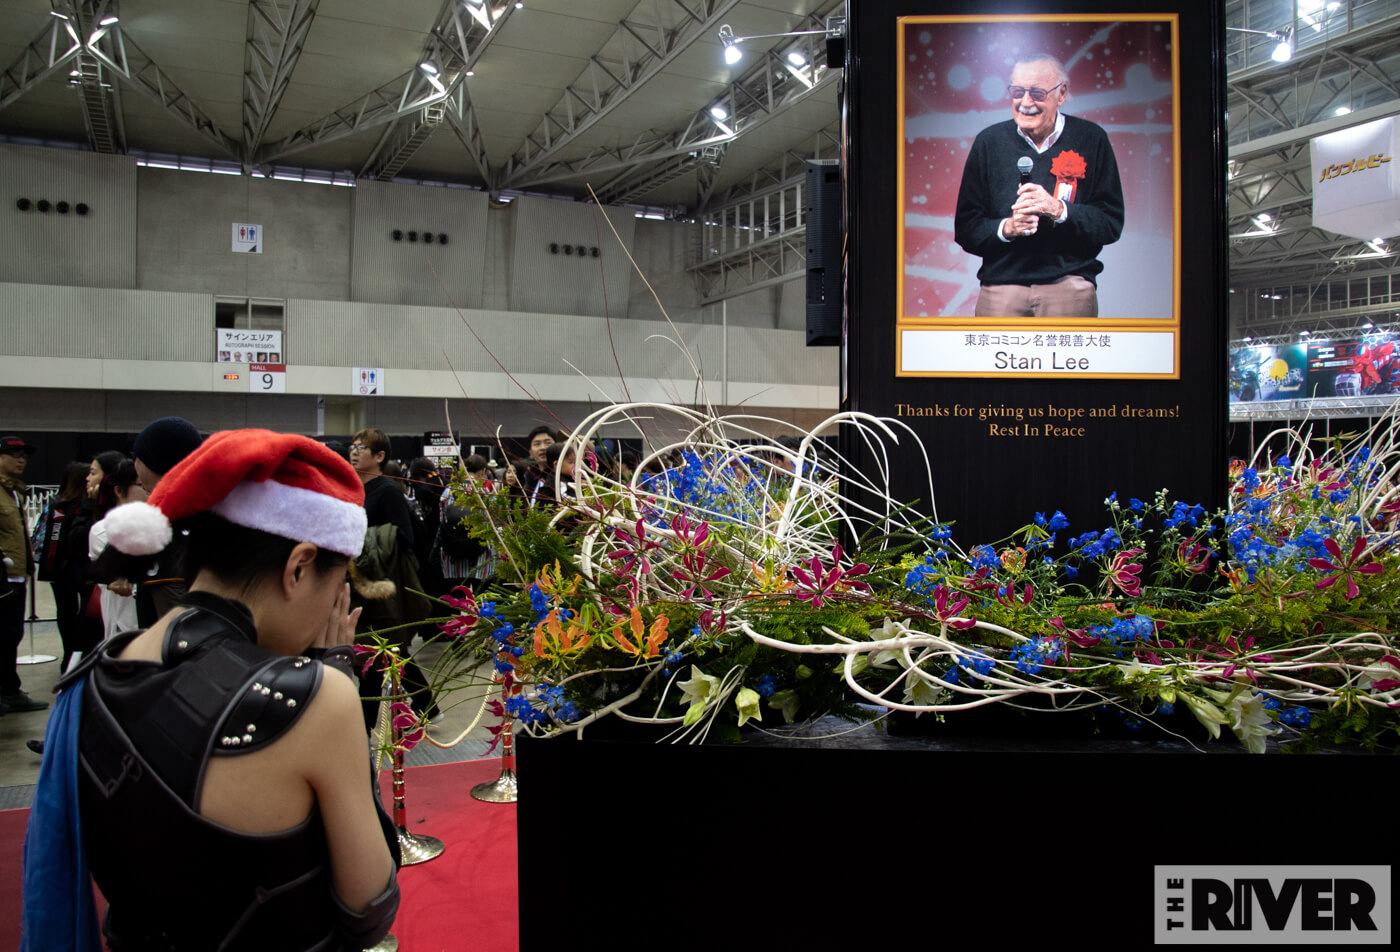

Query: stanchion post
[17,571,55,665]
[387,647,445,865]
[470,669,518,803]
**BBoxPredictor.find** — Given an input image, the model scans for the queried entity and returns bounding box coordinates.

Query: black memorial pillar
[842,0,1227,548]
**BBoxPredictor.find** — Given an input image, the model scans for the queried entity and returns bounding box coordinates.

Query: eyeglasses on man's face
[349,443,372,453]
[1007,83,1065,102]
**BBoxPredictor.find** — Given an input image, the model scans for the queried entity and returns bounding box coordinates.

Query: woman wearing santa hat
[22,430,399,952]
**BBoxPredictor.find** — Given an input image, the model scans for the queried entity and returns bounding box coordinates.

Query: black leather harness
[70,592,397,951]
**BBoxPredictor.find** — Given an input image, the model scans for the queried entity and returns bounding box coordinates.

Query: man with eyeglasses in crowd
[954,53,1124,318]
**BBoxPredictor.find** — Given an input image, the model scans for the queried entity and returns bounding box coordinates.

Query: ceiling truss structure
[259,0,515,167]
[509,5,843,197]
[689,123,839,303]
[242,0,320,164]
[498,0,745,190]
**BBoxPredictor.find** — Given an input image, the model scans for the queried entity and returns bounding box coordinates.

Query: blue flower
[1129,498,1145,512]
[528,585,550,622]
[1065,565,1078,579]
[755,673,779,697]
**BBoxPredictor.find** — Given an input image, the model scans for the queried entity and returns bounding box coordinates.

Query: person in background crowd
[524,425,555,488]
[22,430,399,951]
[31,461,98,673]
[348,428,435,725]
[0,435,47,714]
[531,441,579,510]
[89,458,149,641]
[350,430,413,549]
[129,415,204,625]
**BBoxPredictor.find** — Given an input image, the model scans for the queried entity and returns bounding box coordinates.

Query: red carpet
[1,758,517,951]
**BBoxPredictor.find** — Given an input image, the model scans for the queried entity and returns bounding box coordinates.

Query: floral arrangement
[381,405,1398,755]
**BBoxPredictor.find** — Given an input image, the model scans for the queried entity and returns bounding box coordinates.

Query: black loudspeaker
[825,35,845,67]
[804,158,843,347]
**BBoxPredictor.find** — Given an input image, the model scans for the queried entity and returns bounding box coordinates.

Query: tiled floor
[1,588,500,809]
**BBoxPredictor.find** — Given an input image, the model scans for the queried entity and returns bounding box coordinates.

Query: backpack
[33,498,76,582]
[438,492,484,562]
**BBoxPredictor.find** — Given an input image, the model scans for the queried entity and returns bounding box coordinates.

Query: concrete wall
[349,180,489,308]
[137,167,352,301]
[0,145,137,289]
[507,196,636,318]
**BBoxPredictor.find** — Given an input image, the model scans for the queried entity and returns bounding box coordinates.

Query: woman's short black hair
[178,511,347,594]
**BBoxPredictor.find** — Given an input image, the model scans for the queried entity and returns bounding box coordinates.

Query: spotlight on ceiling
[719,25,742,65]
[419,61,439,75]
[1225,24,1293,64]
[709,104,728,121]
[99,15,118,26]
[717,19,845,67]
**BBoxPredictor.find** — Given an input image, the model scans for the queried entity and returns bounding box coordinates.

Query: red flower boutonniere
[1050,149,1087,203]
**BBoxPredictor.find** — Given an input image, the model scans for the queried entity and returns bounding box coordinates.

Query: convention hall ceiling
[2,0,1399,335]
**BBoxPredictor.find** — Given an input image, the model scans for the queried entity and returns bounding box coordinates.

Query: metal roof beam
[83,3,240,159]
[0,3,85,111]
[242,0,320,165]
[499,0,745,189]
[264,0,515,167]
[509,37,840,191]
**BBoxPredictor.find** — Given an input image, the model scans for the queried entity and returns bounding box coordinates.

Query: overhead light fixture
[99,15,118,26]
[1225,25,1293,63]
[1299,329,1311,336]
[419,61,439,75]
[709,104,728,121]
[515,1,523,7]
[1243,336,1253,343]
[719,25,742,65]
[787,50,807,67]
[717,19,844,67]
[465,69,475,77]
[49,9,69,19]
[1335,106,1352,116]
[1363,322,1375,329]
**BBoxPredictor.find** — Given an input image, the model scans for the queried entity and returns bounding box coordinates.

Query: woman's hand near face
[313,581,361,650]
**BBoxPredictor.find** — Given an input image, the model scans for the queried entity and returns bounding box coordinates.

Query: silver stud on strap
[242,734,253,744]
[273,691,283,700]
[177,640,188,649]
[286,698,297,708]
[246,723,256,732]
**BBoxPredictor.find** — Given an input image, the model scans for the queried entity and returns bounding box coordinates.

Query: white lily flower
[902,669,943,707]
[1228,692,1279,755]
[676,665,719,706]
[869,617,907,669]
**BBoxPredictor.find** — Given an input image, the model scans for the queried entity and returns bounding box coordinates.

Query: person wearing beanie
[22,429,399,951]
[127,415,204,625]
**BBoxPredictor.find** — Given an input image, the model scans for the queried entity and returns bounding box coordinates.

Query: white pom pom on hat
[105,429,368,558]
[101,501,173,556]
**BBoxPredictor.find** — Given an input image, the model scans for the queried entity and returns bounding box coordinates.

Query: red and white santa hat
[105,429,367,558]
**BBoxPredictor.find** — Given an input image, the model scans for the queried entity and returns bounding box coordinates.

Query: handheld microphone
[1017,156,1033,186]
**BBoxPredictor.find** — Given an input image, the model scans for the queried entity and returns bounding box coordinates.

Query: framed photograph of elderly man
[895,14,1182,378]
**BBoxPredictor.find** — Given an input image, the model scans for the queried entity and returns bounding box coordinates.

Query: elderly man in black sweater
[954,53,1124,318]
